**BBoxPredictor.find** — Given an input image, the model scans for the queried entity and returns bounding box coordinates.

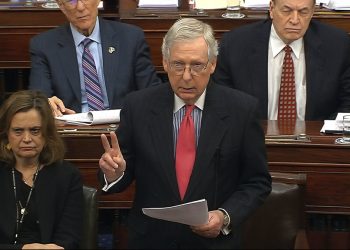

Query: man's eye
[299,10,310,16]
[281,8,291,14]
[173,62,184,68]
[192,64,203,69]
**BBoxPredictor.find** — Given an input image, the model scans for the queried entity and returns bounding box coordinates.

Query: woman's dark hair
[0,90,65,165]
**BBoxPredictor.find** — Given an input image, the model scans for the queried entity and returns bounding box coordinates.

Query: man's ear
[163,59,169,73]
[269,0,274,19]
[209,58,217,74]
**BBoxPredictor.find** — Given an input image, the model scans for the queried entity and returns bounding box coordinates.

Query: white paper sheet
[241,0,269,8]
[55,109,120,125]
[138,0,178,8]
[195,0,227,9]
[142,199,209,226]
[320,113,350,133]
[324,0,350,10]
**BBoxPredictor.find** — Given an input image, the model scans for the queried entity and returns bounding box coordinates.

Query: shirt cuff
[101,172,124,192]
[218,208,232,235]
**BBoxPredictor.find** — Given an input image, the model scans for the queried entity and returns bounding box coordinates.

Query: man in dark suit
[213,0,350,121]
[98,18,271,249]
[29,0,161,116]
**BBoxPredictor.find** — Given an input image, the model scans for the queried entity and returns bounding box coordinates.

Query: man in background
[213,0,350,121]
[29,0,161,116]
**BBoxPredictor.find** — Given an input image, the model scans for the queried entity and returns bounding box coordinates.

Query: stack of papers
[320,113,350,133]
[55,109,120,126]
[142,199,208,226]
[324,0,350,10]
[241,0,269,8]
[194,0,227,9]
[138,0,178,8]
[316,0,329,5]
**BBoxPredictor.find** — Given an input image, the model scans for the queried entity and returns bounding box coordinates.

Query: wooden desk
[61,120,350,214]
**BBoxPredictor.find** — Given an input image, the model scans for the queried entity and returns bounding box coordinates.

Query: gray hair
[162,18,218,61]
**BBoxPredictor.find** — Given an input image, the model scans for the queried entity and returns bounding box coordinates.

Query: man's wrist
[218,208,232,235]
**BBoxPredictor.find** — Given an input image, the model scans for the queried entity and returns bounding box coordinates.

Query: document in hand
[142,199,209,226]
[320,112,350,133]
[55,109,121,125]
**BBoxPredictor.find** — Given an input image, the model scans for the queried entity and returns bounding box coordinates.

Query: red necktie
[278,45,296,121]
[175,105,196,200]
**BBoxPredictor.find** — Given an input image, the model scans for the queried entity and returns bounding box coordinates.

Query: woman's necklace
[22,173,35,185]
[11,164,40,244]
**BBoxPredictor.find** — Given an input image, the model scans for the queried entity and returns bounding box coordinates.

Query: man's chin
[177,93,195,102]
[284,33,302,43]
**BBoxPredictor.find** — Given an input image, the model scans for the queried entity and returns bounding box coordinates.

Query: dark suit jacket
[213,19,350,120]
[29,18,162,112]
[102,82,271,249]
[0,161,83,249]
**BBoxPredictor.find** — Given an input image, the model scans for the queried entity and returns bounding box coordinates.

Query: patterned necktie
[82,38,104,111]
[278,45,296,121]
[175,105,196,200]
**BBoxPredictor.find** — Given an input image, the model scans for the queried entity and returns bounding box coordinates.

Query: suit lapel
[148,85,180,198]
[57,25,81,103]
[249,21,271,119]
[99,19,120,107]
[304,22,324,119]
[184,83,230,200]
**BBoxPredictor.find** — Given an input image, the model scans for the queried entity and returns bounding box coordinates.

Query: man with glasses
[29,0,161,116]
[213,0,350,121]
[98,18,271,249]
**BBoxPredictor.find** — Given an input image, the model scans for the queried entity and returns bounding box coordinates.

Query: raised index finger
[101,133,112,152]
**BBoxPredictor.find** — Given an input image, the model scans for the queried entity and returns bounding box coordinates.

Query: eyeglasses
[61,0,89,8]
[168,60,209,76]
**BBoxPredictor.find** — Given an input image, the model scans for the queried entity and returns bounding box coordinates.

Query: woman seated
[0,90,83,249]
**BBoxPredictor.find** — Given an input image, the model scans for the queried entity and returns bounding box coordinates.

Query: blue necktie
[82,38,104,111]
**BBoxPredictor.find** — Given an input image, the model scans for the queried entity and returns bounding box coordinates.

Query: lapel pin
[108,47,116,54]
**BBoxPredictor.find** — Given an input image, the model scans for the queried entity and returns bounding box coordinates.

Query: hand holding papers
[142,199,209,226]
[55,109,120,125]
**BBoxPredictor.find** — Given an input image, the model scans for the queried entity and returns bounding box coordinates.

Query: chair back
[80,185,99,249]
[242,172,306,249]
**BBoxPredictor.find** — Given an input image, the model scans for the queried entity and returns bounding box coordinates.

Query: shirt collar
[270,24,303,59]
[173,89,206,113]
[71,17,101,47]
